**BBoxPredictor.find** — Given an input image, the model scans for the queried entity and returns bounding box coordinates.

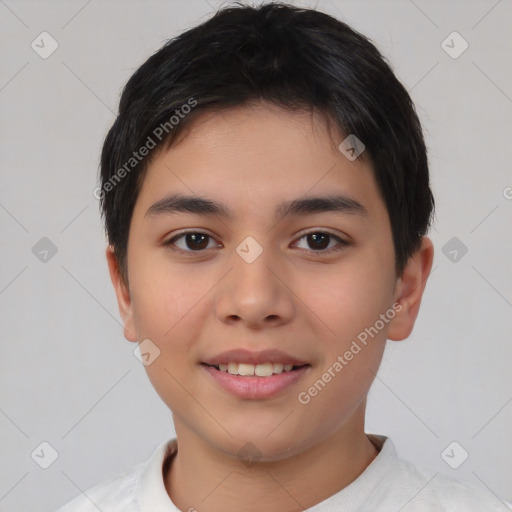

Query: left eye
[164,231,347,254]
[294,232,347,252]
[166,232,219,252]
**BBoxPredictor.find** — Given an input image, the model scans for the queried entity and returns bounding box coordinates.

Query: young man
[57,2,511,511]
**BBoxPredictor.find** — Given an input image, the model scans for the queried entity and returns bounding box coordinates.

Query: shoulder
[380,446,512,511]
[55,463,144,512]
[54,438,176,512]
[420,470,512,511]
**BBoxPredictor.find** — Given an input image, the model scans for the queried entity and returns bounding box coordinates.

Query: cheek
[129,255,203,339]
[299,261,395,343]
[128,259,209,412]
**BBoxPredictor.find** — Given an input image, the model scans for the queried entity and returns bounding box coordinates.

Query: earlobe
[387,237,434,341]
[105,246,138,343]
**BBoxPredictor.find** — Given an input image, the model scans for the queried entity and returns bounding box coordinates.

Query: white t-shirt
[55,434,512,511]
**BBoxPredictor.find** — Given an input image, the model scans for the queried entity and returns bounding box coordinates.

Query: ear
[106,246,137,343]
[387,236,434,341]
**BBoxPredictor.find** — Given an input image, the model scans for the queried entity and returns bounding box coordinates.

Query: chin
[204,420,315,463]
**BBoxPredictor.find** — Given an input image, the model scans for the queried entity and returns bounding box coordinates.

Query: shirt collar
[307,434,396,511]
[137,438,179,511]
[136,434,395,511]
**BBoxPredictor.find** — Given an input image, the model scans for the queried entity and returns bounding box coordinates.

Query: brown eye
[165,232,218,252]
[294,231,348,253]
[306,233,330,250]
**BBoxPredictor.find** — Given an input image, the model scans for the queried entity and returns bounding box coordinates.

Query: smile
[201,362,311,399]
[204,362,307,377]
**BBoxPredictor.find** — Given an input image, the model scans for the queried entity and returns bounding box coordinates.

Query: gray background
[1,0,511,510]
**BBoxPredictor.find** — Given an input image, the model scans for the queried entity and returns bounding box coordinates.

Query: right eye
[163,231,221,254]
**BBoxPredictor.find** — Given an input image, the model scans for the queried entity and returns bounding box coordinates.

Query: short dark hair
[99,1,434,282]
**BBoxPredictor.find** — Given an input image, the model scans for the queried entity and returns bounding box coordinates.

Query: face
[109,102,422,461]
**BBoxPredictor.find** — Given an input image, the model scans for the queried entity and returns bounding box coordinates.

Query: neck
[165,409,380,512]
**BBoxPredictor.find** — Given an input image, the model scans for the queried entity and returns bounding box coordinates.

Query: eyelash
[163,230,349,256]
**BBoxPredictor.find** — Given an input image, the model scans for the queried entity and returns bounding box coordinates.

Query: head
[102,2,434,459]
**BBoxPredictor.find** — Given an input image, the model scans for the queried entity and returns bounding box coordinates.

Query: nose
[214,245,295,330]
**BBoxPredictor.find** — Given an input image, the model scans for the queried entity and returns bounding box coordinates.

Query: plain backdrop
[1,0,511,510]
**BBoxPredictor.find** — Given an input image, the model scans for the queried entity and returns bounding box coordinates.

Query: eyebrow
[145,193,368,220]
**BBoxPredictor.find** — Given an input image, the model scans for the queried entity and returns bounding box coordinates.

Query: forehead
[134,102,386,221]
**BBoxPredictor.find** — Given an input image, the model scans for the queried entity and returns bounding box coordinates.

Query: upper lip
[203,349,308,366]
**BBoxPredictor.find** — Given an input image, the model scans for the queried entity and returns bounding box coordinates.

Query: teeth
[273,363,284,374]
[255,363,273,377]
[238,363,254,376]
[214,362,298,376]
[227,362,238,375]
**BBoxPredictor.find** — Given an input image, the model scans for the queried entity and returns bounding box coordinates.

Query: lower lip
[201,364,310,399]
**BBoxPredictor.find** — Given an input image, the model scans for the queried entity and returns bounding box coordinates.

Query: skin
[107,101,434,512]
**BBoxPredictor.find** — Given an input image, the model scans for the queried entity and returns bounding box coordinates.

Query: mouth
[201,362,310,377]
[200,348,311,399]
[200,359,311,399]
